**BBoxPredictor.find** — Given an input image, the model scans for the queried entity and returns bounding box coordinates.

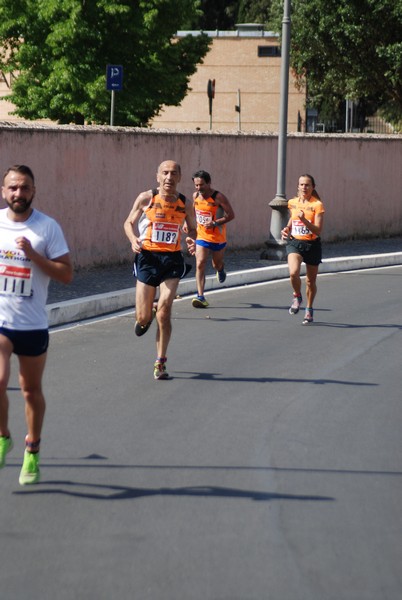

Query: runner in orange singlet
[124,160,197,379]
[281,174,325,325]
[191,170,235,308]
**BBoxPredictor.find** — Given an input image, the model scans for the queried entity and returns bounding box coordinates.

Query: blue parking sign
[106,65,123,91]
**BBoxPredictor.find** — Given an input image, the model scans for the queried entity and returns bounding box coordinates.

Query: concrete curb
[47,252,402,327]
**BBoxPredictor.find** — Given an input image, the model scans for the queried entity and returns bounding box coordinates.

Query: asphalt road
[1,266,401,600]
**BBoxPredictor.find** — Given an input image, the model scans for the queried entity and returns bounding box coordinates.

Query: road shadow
[172,372,378,386]
[13,480,335,502]
[314,322,402,330]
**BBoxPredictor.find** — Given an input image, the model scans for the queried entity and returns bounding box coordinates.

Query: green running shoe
[19,450,40,485]
[154,359,169,380]
[192,296,209,308]
[0,436,13,469]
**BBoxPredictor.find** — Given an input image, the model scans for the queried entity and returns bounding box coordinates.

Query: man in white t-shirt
[0,165,73,485]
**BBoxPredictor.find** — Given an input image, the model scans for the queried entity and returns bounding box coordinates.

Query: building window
[258,46,281,58]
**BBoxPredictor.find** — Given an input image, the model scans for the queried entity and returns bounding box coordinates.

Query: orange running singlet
[194,191,226,245]
[288,196,325,241]
[139,189,187,252]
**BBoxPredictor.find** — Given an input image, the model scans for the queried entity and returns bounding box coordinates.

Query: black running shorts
[0,327,49,356]
[134,250,189,287]
[286,237,322,266]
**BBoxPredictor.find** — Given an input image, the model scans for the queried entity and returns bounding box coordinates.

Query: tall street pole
[261,0,291,260]
[110,90,115,126]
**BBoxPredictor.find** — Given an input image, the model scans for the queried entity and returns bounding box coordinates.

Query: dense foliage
[271,0,402,130]
[0,0,210,125]
[191,0,402,130]
[182,0,240,29]
[1,0,401,129]
[182,0,273,30]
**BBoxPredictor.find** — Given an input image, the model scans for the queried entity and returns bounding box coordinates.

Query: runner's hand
[15,236,35,258]
[131,238,143,254]
[186,237,196,256]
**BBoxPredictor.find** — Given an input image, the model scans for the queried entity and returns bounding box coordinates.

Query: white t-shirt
[0,208,70,330]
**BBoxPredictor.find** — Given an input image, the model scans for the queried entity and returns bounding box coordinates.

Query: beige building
[0,71,18,121]
[0,25,306,131]
[151,25,306,133]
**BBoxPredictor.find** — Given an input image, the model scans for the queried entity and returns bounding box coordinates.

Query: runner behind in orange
[191,170,235,308]
[281,174,325,324]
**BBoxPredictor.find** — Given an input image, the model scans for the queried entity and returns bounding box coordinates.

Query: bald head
[157,160,181,196]
[158,160,181,176]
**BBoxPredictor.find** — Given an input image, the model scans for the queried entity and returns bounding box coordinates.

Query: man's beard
[7,198,33,214]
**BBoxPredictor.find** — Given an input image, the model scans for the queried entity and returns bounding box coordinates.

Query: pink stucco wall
[1,124,401,268]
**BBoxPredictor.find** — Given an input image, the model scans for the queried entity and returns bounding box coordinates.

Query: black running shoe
[289,294,302,315]
[216,268,226,284]
[302,308,314,325]
[134,307,156,336]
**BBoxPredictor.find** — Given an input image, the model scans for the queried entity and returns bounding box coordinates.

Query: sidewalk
[47,236,402,327]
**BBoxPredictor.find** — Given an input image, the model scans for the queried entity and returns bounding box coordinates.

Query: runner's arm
[123,191,152,253]
[184,199,197,241]
[281,210,292,239]
[184,197,197,255]
[299,210,324,237]
[212,192,235,227]
[15,238,73,283]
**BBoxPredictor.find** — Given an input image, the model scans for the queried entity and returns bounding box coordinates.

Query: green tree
[270,0,402,130]
[237,0,272,25]
[181,0,274,30]
[0,0,211,125]
[181,0,240,30]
